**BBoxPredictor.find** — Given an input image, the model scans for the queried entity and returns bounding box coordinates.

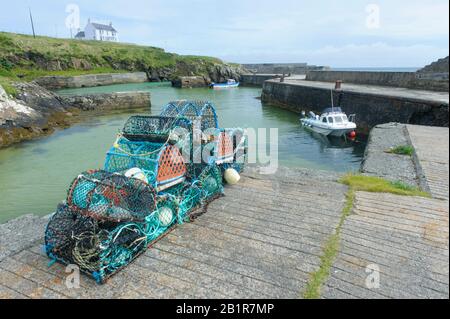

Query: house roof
[75,31,85,38]
[90,22,117,32]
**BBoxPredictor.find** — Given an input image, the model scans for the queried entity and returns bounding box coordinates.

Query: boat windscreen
[323,107,342,113]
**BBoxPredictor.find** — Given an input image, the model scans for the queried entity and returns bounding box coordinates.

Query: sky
[0,0,448,68]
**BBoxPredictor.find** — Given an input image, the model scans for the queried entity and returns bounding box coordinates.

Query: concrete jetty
[0,125,448,299]
[262,77,449,133]
[323,124,449,299]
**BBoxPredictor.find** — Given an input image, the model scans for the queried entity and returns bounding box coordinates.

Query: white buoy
[158,207,173,227]
[224,168,240,185]
[125,167,148,184]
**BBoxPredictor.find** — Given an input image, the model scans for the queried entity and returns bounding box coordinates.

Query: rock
[71,58,92,70]
[60,91,151,111]
[1,81,151,148]
[418,56,449,74]
[172,76,208,88]
[34,72,149,90]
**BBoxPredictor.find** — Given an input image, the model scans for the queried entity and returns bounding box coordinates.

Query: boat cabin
[319,107,354,125]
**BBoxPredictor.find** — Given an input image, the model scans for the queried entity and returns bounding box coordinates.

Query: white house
[75,19,119,42]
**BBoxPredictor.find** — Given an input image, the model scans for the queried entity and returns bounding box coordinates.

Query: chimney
[88,18,91,24]
[109,22,112,26]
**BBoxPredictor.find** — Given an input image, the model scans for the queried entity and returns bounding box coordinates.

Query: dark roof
[90,22,117,32]
[74,31,85,38]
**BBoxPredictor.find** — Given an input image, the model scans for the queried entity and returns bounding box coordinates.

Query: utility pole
[29,7,36,38]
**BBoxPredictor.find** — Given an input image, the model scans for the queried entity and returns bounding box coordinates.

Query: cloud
[218,42,449,67]
[0,0,448,67]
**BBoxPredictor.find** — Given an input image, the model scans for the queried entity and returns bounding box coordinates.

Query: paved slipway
[322,124,449,299]
[0,125,448,299]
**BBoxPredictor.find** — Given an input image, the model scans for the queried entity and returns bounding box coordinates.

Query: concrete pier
[262,78,449,133]
[241,74,281,86]
[323,125,449,299]
[0,125,448,299]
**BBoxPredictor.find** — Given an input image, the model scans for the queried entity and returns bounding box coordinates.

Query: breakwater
[240,74,281,87]
[34,72,149,90]
[261,79,449,133]
[306,70,449,92]
[242,63,329,74]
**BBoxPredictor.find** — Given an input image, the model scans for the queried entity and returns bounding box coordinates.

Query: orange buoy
[348,131,356,138]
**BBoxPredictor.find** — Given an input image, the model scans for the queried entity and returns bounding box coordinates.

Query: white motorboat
[210,79,240,89]
[300,107,357,137]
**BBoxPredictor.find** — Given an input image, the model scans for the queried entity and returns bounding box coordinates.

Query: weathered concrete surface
[406,125,449,200]
[0,167,347,299]
[306,70,448,92]
[241,74,281,87]
[242,63,329,75]
[361,123,419,187]
[261,79,449,133]
[34,72,149,90]
[0,215,48,263]
[323,124,449,299]
[322,191,449,299]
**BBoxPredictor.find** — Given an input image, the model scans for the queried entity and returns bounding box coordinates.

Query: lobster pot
[104,138,161,184]
[199,164,224,199]
[45,204,149,284]
[122,116,192,144]
[67,170,157,222]
[160,100,218,130]
[105,138,187,192]
[221,128,247,173]
[215,130,235,164]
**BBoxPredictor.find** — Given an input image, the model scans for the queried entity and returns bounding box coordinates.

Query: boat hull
[300,119,356,137]
[211,83,240,89]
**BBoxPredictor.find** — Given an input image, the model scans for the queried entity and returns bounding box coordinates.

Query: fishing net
[220,128,247,173]
[45,204,148,283]
[122,116,192,144]
[198,164,224,198]
[160,100,218,130]
[67,170,157,222]
[104,138,187,190]
[44,100,247,284]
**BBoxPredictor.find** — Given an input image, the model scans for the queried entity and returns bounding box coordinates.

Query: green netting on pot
[45,204,148,284]
[160,100,218,130]
[198,164,224,199]
[122,116,192,144]
[67,170,157,222]
[104,138,162,185]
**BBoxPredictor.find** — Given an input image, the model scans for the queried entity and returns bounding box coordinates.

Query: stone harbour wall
[261,81,449,134]
[306,71,449,92]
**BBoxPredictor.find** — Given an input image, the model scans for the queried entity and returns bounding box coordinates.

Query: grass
[303,189,355,299]
[0,31,229,83]
[386,145,415,156]
[303,174,430,299]
[0,76,17,97]
[339,174,430,197]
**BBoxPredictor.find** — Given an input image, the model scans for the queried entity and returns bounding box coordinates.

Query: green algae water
[0,82,366,222]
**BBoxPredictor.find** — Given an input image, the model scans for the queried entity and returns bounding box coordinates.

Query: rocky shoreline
[0,82,150,148]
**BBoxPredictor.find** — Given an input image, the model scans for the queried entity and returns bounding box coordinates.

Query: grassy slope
[0,31,227,95]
